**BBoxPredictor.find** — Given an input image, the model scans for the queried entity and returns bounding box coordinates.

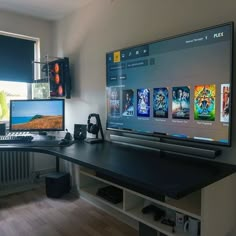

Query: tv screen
[106,22,233,146]
[10,99,65,132]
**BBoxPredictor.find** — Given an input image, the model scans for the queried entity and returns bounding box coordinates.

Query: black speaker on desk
[74,124,87,140]
[0,123,6,136]
[45,172,70,198]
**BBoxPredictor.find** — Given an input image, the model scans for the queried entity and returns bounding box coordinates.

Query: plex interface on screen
[106,25,231,144]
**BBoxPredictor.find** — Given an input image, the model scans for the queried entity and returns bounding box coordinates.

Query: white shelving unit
[79,166,236,236]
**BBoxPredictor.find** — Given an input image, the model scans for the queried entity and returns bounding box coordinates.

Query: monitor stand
[32,132,56,141]
[38,131,47,136]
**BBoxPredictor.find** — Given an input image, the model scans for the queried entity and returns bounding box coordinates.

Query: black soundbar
[110,134,221,159]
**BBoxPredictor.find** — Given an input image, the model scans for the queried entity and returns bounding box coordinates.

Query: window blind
[0,35,35,83]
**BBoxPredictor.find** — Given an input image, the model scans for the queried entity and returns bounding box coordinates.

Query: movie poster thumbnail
[194,84,216,121]
[122,89,134,116]
[137,88,150,117]
[220,84,230,122]
[172,86,190,119]
[153,87,168,118]
[108,87,121,117]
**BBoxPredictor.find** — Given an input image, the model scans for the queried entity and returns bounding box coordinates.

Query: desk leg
[56,157,60,172]
[139,222,157,236]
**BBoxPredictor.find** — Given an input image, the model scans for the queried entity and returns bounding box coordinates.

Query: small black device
[64,130,72,140]
[58,139,70,145]
[142,205,159,214]
[45,172,70,198]
[142,204,165,221]
[0,123,6,136]
[74,124,87,140]
[59,129,72,145]
[161,218,175,227]
[96,185,123,204]
[85,113,104,144]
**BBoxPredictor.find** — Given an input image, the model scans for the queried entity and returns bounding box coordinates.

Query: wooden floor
[0,187,138,236]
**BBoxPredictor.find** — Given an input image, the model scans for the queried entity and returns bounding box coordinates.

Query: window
[0,31,40,122]
[0,81,29,121]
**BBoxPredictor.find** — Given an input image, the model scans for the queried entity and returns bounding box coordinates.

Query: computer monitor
[10,99,65,132]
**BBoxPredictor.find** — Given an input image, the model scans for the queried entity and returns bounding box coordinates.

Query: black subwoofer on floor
[45,172,70,198]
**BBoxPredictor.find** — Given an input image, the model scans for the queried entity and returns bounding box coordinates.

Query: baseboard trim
[0,183,39,197]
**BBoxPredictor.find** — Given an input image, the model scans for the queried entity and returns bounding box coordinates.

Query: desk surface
[0,141,235,199]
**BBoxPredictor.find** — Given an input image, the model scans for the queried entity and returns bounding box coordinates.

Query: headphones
[87,113,99,135]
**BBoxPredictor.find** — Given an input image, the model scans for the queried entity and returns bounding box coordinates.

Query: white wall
[0,10,56,172]
[0,10,54,57]
[53,0,236,165]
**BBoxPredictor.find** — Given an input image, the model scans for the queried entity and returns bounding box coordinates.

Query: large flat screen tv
[10,99,65,132]
[106,22,233,146]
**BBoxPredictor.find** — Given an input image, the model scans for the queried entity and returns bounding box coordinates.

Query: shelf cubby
[80,170,124,211]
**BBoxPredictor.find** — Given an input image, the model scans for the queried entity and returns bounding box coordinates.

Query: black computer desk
[0,140,235,199]
[1,140,236,236]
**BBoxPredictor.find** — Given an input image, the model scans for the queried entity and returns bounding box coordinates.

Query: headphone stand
[84,138,104,144]
[84,113,104,144]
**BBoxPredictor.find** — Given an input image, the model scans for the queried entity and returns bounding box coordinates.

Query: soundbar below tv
[106,22,233,147]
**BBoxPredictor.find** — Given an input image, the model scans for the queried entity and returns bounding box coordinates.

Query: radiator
[0,151,33,186]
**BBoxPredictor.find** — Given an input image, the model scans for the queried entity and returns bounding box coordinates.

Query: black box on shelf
[45,172,70,198]
[96,185,123,204]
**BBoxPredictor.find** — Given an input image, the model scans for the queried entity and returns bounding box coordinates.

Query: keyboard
[0,135,34,144]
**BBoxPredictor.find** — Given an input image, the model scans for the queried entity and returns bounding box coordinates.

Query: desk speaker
[0,123,6,136]
[74,124,87,140]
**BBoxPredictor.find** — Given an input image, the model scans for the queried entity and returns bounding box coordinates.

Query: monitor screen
[106,22,233,146]
[10,99,65,132]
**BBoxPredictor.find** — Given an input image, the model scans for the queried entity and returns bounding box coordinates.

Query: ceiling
[0,0,94,21]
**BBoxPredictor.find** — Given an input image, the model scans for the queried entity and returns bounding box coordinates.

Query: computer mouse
[58,139,70,146]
